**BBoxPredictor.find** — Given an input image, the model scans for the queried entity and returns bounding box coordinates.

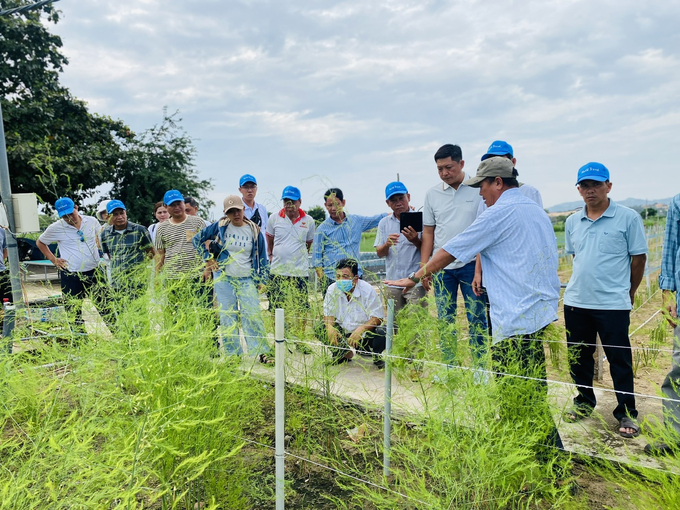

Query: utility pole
[1,0,62,322]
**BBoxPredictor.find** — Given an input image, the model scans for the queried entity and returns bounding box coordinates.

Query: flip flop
[618,416,640,438]
[564,407,591,423]
[258,353,275,365]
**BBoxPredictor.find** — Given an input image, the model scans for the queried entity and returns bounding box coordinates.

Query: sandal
[564,407,591,423]
[618,416,640,438]
[258,353,275,365]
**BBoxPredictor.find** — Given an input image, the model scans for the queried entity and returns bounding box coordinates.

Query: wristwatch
[407,271,420,284]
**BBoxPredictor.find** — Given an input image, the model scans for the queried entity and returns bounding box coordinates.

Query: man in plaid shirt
[100,200,154,297]
[646,193,680,456]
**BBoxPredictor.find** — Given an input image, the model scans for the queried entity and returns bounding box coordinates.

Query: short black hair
[434,144,462,162]
[336,258,358,276]
[482,176,519,188]
[184,196,199,208]
[324,188,344,202]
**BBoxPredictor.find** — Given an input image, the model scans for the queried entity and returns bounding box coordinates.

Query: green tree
[641,207,657,219]
[1,1,133,206]
[109,112,213,224]
[307,205,326,225]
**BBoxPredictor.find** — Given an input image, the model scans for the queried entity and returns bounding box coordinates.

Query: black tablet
[399,211,423,232]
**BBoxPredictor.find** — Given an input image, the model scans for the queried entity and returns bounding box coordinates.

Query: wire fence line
[219,329,680,406]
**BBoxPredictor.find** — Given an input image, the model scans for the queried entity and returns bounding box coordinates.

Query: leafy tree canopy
[110,112,213,225]
[1,1,212,220]
[307,205,326,225]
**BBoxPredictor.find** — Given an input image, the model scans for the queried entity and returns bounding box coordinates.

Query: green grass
[2,268,679,508]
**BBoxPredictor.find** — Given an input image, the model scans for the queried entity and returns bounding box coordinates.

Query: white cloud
[46,0,680,212]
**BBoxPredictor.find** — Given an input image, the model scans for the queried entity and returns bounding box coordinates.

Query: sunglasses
[76,230,85,242]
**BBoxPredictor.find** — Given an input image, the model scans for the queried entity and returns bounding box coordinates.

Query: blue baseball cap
[385,181,408,200]
[163,189,184,206]
[281,186,301,201]
[576,162,610,185]
[55,197,75,217]
[106,200,126,214]
[239,174,257,187]
[481,140,514,161]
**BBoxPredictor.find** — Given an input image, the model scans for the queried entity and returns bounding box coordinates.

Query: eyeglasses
[76,230,85,242]
[241,184,257,190]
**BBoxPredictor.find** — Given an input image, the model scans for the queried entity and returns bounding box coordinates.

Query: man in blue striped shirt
[312,188,386,292]
[386,157,563,452]
[646,193,680,455]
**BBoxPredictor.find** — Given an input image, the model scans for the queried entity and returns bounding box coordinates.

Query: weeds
[1,265,677,508]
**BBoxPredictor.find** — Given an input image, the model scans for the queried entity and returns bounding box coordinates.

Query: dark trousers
[565,306,636,420]
[267,274,309,312]
[314,321,386,360]
[493,328,563,451]
[60,269,112,333]
[166,276,218,345]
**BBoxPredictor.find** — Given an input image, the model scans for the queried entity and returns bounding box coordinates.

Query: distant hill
[547,197,674,213]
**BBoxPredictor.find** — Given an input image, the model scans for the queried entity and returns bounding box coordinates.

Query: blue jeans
[213,272,267,356]
[433,262,488,366]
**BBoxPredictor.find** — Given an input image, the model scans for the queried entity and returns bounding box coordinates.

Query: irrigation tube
[383,299,394,478]
[274,308,285,510]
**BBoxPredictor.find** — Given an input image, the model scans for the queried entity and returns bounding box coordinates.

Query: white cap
[96,200,112,221]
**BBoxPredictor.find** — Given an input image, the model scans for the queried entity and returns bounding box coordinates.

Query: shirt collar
[441,173,467,191]
[579,199,616,220]
[277,208,307,224]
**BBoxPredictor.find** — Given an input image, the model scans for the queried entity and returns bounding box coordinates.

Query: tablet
[399,211,423,232]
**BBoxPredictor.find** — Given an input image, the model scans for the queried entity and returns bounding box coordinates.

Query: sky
[46,0,680,221]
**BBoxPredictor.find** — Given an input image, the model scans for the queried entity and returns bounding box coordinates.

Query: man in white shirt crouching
[317,258,386,369]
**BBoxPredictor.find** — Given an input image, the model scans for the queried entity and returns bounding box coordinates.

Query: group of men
[28,139,680,455]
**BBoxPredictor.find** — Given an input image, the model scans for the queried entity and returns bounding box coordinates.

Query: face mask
[336,280,353,293]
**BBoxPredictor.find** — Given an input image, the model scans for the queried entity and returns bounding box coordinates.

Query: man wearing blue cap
[238,174,268,231]
[155,190,207,279]
[100,200,154,297]
[37,197,108,333]
[265,186,316,324]
[478,141,542,207]
[375,182,426,312]
[563,162,647,439]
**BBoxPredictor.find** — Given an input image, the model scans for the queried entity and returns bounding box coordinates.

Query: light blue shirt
[312,212,386,279]
[660,194,680,294]
[442,188,560,343]
[564,200,647,310]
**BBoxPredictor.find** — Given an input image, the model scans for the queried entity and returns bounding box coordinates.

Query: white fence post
[383,299,395,478]
[275,308,285,510]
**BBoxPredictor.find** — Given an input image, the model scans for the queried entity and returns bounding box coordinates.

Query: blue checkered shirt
[660,194,680,294]
[312,213,386,279]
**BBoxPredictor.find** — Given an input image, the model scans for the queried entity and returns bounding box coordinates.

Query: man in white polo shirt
[422,144,487,366]
[375,181,426,312]
[319,258,386,369]
[37,197,109,334]
[266,186,315,340]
